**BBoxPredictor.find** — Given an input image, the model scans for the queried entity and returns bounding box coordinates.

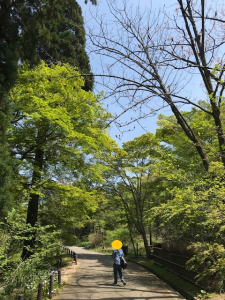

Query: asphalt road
[54,247,185,300]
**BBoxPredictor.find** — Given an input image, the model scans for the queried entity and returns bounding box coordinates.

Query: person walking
[111,242,126,286]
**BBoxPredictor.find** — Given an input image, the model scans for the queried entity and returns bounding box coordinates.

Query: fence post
[58,270,61,287]
[49,275,53,299]
[17,295,24,300]
[73,252,77,265]
[37,283,43,300]
[137,243,139,258]
[60,258,62,268]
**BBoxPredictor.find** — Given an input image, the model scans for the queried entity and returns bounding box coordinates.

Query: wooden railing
[153,247,198,285]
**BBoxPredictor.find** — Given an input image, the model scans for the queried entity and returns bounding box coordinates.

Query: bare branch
[86,0,225,170]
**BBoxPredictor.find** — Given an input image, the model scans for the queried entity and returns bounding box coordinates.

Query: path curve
[54,247,185,300]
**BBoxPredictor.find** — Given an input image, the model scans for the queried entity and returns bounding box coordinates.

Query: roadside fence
[16,246,77,300]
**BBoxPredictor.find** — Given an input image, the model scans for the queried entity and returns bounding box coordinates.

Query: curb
[127,259,196,300]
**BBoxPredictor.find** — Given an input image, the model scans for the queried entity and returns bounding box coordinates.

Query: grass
[92,247,112,255]
[61,252,74,267]
[129,257,201,299]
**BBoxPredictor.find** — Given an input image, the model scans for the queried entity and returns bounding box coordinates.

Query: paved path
[54,247,185,300]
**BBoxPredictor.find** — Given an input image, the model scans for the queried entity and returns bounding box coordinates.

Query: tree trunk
[211,106,225,166]
[22,147,44,260]
[169,102,210,171]
[142,228,151,259]
[177,0,225,168]
[128,222,137,257]
[154,61,210,171]
[124,211,137,257]
[149,224,152,246]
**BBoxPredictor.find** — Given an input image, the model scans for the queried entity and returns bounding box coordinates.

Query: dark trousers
[113,263,124,284]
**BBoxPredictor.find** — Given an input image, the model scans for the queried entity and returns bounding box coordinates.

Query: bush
[88,233,103,246]
[84,243,94,249]
[77,241,94,249]
[186,243,225,292]
[0,209,63,300]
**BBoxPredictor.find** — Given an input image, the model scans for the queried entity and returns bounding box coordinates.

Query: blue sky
[77,0,210,145]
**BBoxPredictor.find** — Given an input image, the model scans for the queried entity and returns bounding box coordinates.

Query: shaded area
[54,247,184,300]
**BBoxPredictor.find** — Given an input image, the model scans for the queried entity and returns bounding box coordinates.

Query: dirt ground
[52,261,78,299]
[202,296,225,300]
[59,261,78,283]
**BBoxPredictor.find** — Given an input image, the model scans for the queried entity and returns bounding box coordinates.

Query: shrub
[0,209,63,300]
[77,241,94,249]
[88,233,104,247]
[186,243,225,292]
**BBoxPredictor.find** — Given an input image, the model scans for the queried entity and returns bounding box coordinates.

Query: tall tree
[88,0,225,171]
[104,133,160,258]
[0,0,96,219]
[0,1,21,219]
[8,61,112,259]
[0,0,94,92]
[20,0,94,91]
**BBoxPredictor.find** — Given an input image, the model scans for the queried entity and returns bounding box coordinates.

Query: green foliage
[102,132,162,257]
[10,61,112,174]
[152,161,225,242]
[40,183,102,232]
[0,0,94,219]
[99,103,225,290]
[19,0,94,90]
[156,107,213,176]
[85,0,97,4]
[0,0,94,92]
[196,290,207,299]
[150,161,225,290]
[78,241,94,249]
[0,141,13,220]
[0,209,62,300]
[0,0,18,220]
[187,243,225,292]
[102,228,132,247]
[8,61,113,239]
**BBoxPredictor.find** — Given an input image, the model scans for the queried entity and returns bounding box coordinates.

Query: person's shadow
[98,283,122,287]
